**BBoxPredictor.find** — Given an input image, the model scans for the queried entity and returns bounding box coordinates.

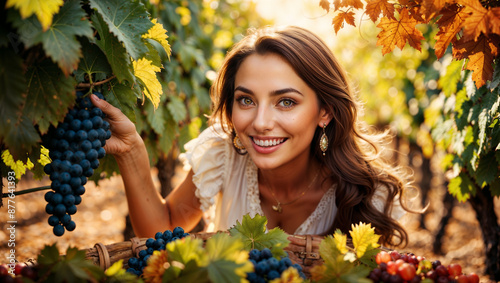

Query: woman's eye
[238,97,254,106]
[278,99,295,108]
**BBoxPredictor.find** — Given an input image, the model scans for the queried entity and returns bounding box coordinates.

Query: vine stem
[1,185,51,198]
[76,75,116,88]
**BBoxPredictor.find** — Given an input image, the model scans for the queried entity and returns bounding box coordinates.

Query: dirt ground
[1,165,498,283]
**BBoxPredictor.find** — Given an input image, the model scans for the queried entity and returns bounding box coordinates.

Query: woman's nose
[252,105,274,132]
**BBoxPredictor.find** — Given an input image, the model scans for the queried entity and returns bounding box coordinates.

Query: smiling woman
[91,25,417,249]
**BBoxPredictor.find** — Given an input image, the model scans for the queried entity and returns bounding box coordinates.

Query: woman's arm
[91,94,202,237]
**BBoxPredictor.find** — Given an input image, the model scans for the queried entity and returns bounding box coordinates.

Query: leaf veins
[376,8,425,55]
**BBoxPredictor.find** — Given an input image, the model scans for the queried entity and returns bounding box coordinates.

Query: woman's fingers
[90,93,124,121]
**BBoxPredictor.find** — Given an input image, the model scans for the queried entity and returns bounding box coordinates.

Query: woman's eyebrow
[234,86,303,96]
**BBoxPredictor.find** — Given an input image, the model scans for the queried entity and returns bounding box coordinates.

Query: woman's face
[232,53,330,170]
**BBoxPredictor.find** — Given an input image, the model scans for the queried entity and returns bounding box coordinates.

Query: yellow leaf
[2,150,34,179]
[6,0,63,31]
[142,19,171,59]
[270,267,304,283]
[349,222,380,258]
[39,146,51,166]
[333,230,349,254]
[133,58,163,109]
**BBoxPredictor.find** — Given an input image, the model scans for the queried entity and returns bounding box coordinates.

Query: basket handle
[94,243,111,269]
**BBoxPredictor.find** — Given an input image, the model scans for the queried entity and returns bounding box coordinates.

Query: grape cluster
[369,250,480,283]
[42,91,110,237]
[0,263,38,283]
[127,227,189,276]
[246,248,305,283]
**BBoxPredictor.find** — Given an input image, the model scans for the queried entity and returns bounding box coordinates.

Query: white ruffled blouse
[180,124,404,235]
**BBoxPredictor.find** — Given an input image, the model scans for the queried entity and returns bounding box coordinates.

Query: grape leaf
[453,34,498,88]
[376,8,425,55]
[448,172,476,202]
[74,38,112,84]
[167,95,188,123]
[5,0,63,31]
[165,236,205,266]
[89,0,153,60]
[439,60,463,97]
[1,150,33,179]
[228,214,290,257]
[145,99,165,134]
[142,18,171,59]
[24,57,76,134]
[158,111,178,154]
[475,152,498,188]
[332,11,356,34]
[29,0,93,76]
[365,0,395,22]
[133,58,163,109]
[204,233,254,282]
[104,79,138,123]
[490,177,500,197]
[434,5,467,59]
[0,47,26,149]
[349,222,380,259]
[91,13,135,85]
[490,61,500,90]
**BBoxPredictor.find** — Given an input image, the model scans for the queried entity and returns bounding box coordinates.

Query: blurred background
[1,0,499,282]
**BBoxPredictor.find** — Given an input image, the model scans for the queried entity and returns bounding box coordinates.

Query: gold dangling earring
[233,134,247,154]
[319,123,328,156]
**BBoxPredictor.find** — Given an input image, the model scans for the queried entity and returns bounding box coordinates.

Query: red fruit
[13,263,25,276]
[376,251,392,264]
[387,261,399,275]
[390,251,401,261]
[395,259,406,268]
[448,263,462,277]
[0,264,9,276]
[426,270,437,281]
[456,274,469,283]
[467,273,480,283]
[435,265,449,277]
[398,262,417,281]
[20,266,37,280]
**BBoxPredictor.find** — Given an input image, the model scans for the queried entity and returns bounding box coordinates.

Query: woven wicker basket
[84,232,323,278]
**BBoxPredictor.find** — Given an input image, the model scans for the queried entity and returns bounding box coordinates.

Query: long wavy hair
[209,26,416,247]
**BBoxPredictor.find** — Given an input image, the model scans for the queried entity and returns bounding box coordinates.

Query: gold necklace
[264,172,320,213]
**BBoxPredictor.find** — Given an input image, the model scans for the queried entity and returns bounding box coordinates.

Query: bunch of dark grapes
[42,91,111,237]
[369,250,480,283]
[246,248,306,283]
[0,263,38,283]
[127,227,189,276]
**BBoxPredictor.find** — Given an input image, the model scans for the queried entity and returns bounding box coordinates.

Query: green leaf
[0,47,27,156]
[146,100,166,135]
[104,79,137,123]
[206,260,246,283]
[37,244,61,265]
[448,173,476,202]
[178,117,202,153]
[490,62,500,90]
[75,38,112,83]
[158,111,178,154]
[24,58,76,134]
[31,0,92,76]
[165,236,205,266]
[439,60,463,97]
[91,12,135,84]
[490,177,500,197]
[228,214,290,257]
[475,152,499,188]
[167,95,187,123]
[89,0,153,60]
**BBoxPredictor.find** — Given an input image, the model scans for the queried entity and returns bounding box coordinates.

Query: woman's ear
[318,108,332,127]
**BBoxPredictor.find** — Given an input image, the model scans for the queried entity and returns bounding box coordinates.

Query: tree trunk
[468,185,500,280]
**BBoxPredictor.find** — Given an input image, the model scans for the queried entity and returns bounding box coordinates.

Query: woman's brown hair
[209,26,415,247]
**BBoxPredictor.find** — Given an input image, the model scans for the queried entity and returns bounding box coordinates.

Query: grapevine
[41,90,110,236]
[246,247,306,282]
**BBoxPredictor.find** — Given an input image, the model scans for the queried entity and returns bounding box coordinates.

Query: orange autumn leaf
[320,0,331,12]
[434,5,467,59]
[459,0,495,42]
[333,0,363,10]
[452,34,499,88]
[419,0,447,22]
[365,0,395,22]
[376,8,425,55]
[332,11,356,33]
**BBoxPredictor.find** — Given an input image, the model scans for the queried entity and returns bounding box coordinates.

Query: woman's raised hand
[90,94,140,156]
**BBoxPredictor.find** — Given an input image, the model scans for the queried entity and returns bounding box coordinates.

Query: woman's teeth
[253,138,285,147]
